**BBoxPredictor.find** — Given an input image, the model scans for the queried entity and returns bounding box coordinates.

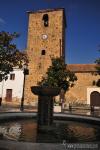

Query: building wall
[24,8,66,105]
[0,69,24,105]
[65,72,100,105]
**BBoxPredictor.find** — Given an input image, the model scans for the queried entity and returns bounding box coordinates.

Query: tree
[0,31,28,81]
[38,57,77,106]
[38,56,77,93]
[95,59,100,74]
[94,50,100,87]
[96,79,100,87]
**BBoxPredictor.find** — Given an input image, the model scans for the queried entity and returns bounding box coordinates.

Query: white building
[0,69,24,106]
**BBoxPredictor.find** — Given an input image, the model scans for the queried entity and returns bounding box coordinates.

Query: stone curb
[0,112,100,124]
[0,140,65,150]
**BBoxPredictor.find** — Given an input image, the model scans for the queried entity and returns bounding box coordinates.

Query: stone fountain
[31,86,60,126]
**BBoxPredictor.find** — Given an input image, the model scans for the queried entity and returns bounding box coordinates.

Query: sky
[0,0,100,64]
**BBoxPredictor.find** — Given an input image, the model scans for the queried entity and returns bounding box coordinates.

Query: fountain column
[38,95,53,125]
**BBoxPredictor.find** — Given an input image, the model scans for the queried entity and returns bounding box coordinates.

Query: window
[42,14,49,27]
[92,80,96,86]
[41,50,46,55]
[10,74,15,80]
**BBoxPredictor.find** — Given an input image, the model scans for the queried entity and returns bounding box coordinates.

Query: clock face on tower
[42,34,48,40]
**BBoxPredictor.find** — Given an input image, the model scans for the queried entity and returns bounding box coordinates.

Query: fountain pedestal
[31,86,60,126]
[38,95,53,125]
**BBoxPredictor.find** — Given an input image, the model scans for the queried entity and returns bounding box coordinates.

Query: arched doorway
[90,91,100,106]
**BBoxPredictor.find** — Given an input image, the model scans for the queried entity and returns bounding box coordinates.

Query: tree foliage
[96,79,100,87]
[95,49,100,72]
[38,57,77,91]
[0,31,28,81]
[95,59,100,74]
[94,50,100,87]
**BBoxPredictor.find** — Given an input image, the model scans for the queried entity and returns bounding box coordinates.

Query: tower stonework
[24,8,66,105]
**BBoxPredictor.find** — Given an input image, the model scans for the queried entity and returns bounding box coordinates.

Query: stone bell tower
[24,8,66,105]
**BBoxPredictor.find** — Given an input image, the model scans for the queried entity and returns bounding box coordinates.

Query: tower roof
[27,8,65,14]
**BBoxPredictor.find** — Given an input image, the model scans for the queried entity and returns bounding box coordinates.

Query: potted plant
[31,56,77,125]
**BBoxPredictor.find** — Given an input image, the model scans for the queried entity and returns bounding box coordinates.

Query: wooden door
[6,89,12,102]
[90,91,100,106]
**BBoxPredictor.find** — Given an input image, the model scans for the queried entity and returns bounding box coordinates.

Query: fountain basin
[31,86,60,96]
[0,114,100,143]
